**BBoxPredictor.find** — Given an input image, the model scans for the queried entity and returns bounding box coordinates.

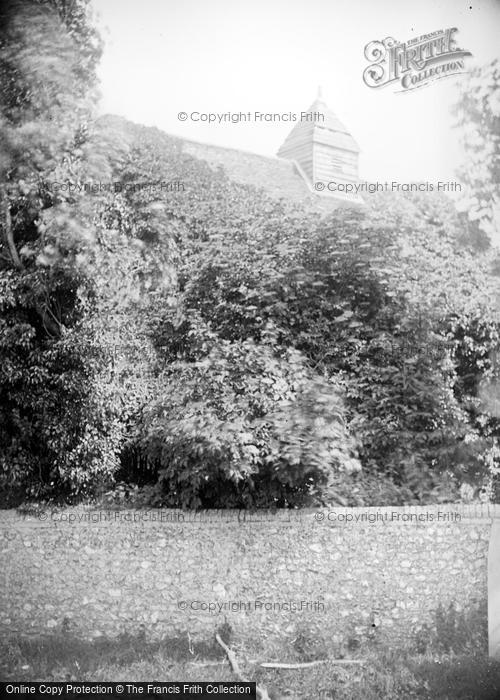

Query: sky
[90,0,500,183]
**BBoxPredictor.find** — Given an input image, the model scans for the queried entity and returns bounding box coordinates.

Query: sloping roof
[277,97,360,157]
[181,138,362,211]
[96,113,362,211]
[182,139,310,201]
[313,96,361,152]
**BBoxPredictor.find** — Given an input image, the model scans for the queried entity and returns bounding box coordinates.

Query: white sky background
[91,0,500,183]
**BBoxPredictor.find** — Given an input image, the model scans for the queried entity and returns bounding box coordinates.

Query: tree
[453,59,500,246]
[0,0,120,502]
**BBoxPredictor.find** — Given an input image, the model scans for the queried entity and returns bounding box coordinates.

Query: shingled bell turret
[277,88,361,203]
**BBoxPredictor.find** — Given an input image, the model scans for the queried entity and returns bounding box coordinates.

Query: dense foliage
[0,2,168,502]
[1,2,499,506]
[0,0,108,501]
[141,175,499,505]
[453,58,500,245]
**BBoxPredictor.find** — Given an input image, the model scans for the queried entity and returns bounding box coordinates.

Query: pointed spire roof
[277,92,360,158]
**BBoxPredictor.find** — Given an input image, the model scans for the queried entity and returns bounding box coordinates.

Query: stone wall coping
[1,502,499,527]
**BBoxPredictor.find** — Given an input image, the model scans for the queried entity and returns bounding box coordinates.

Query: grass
[1,632,500,699]
[0,631,226,681]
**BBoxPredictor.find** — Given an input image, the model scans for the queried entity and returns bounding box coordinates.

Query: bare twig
[214,634,246,681]
[215,633,272,700]
[260,659,364,669]
[188,660,227,667]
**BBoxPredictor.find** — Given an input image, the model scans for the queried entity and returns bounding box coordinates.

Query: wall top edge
[1,503,500,523]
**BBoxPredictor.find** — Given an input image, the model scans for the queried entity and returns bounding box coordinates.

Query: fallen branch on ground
[215,633,272,700]
[260,659,365,669]
[188,660,227,666]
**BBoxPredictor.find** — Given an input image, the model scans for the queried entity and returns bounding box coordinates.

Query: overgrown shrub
[134,327,360,508]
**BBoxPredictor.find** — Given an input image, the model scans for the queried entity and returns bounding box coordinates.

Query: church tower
[277,89,361,203]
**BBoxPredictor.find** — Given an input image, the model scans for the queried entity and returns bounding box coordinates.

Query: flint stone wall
[1,504,499,650]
